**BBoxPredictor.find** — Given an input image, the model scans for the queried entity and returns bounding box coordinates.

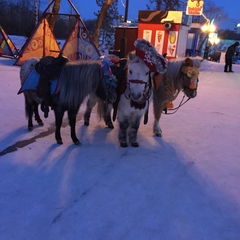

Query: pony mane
[57,59,102,109]
[167,57,202,80]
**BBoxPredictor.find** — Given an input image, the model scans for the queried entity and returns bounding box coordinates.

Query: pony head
[180,57,201,98]
[127,52,152,103]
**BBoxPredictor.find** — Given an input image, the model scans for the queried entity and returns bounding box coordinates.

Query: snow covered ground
[1,39,240,239]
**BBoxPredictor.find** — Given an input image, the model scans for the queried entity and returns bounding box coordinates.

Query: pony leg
[33,101,43,126]
[153,104,166,137]
[68,109,80,145]
[153,91,164,137]
[54,107,64,144]
[118,118,129,147]
[24,94,35,131]
[128,117,141,147]
[153,119,162,137]
[26,102,34,131]
[104,104,114,129]
[84,94,98,126]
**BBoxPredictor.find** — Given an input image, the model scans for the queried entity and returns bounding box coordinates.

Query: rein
[163,95,191,115]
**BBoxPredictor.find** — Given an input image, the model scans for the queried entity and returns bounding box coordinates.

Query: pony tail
[97,98,104,121]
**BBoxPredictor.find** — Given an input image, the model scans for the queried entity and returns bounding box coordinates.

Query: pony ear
[128,52,135,61]
[184,57,193,67]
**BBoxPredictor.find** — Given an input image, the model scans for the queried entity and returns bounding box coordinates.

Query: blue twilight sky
[56,0,239,30]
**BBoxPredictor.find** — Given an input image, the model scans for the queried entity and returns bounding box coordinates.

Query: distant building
[234,24,240,34]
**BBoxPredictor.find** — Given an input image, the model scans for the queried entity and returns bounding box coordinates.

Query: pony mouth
[130,93,143,102]
[186,90,197,98]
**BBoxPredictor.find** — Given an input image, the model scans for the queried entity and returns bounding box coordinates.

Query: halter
[181,65,199,90]
[125,72,152,110]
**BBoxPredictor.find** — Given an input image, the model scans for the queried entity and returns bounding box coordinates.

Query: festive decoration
[134,38,167,74]
[181,66,199,80]
[18,69,58,95]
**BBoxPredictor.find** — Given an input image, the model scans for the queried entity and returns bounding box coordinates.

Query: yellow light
[209,24,216,32]
[201,22,217,33]
[201,24,208,32]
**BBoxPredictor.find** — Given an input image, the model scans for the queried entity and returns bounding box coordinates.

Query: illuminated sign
[186,0,204,16]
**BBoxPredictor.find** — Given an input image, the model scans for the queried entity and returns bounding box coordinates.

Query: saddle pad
[18,69,58,95]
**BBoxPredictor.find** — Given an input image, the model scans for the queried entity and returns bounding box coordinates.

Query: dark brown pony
[19,57,117,145]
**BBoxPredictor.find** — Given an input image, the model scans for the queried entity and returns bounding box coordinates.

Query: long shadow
[0,125,56,156]
[0,110,85,156]
[1,126,240,239]
[35,136,240,239]
[0,113,84,157]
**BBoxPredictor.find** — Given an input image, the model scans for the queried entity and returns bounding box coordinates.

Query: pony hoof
[57,140,63,145]
[131,142,139,147]
[120,142,128,148]
[28,126,33,131]
[84,121,89,126]
[74,140,81,146]
[107,123,114,129]
[38,121,44,126]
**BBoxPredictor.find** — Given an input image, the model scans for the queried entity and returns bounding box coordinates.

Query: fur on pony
[152,57,202,137]
[19,57,117,145]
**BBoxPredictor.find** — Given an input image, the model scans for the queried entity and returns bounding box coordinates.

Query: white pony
[117,52,153,147]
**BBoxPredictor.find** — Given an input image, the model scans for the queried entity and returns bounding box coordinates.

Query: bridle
[125,71,152,109]
[181,65,199,91]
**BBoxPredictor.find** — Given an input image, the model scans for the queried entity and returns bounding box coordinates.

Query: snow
[1,37,240,239]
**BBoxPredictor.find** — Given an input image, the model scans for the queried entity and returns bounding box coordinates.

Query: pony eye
[129,70,132,74]
[145,72,149,75]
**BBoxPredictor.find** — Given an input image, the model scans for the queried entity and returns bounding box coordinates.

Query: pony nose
[131,92,142,101]
[190,90,197,98]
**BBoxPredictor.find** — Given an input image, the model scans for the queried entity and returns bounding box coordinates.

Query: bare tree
[92,0,114,48]
[203,1,227,26]
[47,0,61,31]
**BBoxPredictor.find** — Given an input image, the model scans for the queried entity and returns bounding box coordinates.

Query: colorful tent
[14,18,60,66]
[14,0,99,65]
[62,18,100,61]
[0,25,19,57]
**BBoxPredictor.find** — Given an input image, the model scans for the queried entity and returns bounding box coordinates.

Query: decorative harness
[100,59,118,105]
[125,72,152,110]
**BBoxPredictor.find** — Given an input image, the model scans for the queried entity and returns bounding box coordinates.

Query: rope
[163,96,191,115]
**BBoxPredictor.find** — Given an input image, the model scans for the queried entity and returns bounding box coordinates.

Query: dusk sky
[73,0,239,30]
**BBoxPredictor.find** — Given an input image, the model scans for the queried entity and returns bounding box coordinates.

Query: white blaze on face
[128,60,150,102]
